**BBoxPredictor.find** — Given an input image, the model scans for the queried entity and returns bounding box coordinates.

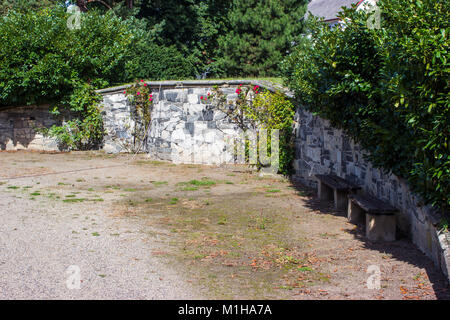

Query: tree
[216,0,307,77]
[136,0,231,77]
[0,0,60,14]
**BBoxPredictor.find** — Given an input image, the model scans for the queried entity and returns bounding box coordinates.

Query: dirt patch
[1,150,449,299]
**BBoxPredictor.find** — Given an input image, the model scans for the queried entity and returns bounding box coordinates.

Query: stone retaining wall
[0,105,60,151]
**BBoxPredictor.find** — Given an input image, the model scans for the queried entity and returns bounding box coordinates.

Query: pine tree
[217,0,307,77]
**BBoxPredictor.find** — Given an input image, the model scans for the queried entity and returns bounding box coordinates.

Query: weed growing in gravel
[63,198,86,203]
[151,181,168,186]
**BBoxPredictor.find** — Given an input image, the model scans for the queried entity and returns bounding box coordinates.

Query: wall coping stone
[96,80,294,98]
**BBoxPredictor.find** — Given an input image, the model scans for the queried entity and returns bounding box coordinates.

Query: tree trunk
[76,0,88,12]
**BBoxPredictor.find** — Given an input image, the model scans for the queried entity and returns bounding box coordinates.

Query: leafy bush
[42,83,104,150]
[0,6,137,106]
[211,85,295,175]
[126,41,196,80]
[283,0,449,210]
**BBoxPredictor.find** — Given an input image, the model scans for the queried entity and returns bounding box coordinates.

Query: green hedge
[0,6,196,107]
[126,42,196,81]
[283,0,449,210]
[0,6,140,106]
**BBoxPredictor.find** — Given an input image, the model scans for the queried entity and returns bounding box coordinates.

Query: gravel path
[0,151,448,300]
[0,156,203,299]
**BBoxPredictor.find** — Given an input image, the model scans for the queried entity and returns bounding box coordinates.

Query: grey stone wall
[292,107,450,281]
[100,93,137,154]
[100,86,242,165]
[0,105,59,151]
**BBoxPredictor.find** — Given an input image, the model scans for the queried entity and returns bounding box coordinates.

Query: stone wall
[98,81,251,165]
[0,105,60,151]
[291,107,450,281]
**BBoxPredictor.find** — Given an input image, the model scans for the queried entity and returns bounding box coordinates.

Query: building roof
[306,0,364,22]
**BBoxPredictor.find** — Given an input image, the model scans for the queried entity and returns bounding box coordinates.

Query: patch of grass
[169,198,179,205]
[181,186,199,191]
[30,192,41,196]
[65,195,76,198]
[124,188,137,192]
[189,179,216,186]
[135,160,166,166]
[87,188,94,192]
[63,198,86,203]
[217,217,227,225]
[152,181,168,186]
[57,182,67,186]
[76,179,85,182]
[7,186,19,190]
[266,189,281,193]
[178,178,217,188]
[298,266,313,272]
[145,198,153,202]
[92,232,100,236]
[88,198,104,202]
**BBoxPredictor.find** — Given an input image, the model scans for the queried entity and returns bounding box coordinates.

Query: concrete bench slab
[348,194,398,242]
[315,174,361,211]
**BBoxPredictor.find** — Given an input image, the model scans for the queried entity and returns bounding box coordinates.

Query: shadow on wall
[288,178,450,299]
[0,105,61,151]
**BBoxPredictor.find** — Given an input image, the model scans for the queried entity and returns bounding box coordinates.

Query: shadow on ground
[288,178,450,300]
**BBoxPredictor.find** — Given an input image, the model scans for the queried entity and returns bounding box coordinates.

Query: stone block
[187,94,199,104]
[366,214,396,242]
[347,198,364,224]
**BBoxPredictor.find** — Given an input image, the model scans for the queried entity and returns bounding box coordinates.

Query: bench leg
[347,199,364,224]
[334,189,348,211]
[366,214,396,242]
[318,181,333,201]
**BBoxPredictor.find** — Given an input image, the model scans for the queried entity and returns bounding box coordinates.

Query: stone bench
[315,174,361,210]
[348,194,398,242]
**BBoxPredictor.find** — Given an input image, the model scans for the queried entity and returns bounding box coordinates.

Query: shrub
[42,83,104,150]
[126,41,196,80]
[283,0,449,210]
[211,85,295,175]
[0,6,137,107]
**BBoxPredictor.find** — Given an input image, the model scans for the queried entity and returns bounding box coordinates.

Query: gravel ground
[0,152,203,299]
[0,151,448,300]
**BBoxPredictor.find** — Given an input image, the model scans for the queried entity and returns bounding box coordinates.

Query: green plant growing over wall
[124,80,154,151]
[39,83,105,150]
[211,85,295,175]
